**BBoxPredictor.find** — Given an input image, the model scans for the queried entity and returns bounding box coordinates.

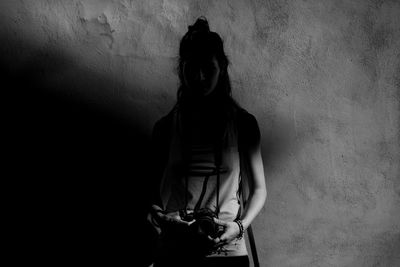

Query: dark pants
[153,255,249,267]
[153,228,250,267]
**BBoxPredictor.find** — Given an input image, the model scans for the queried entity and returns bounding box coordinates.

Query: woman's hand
[151,205,195,230]
[157,211,196,227]
[209,218,241,247]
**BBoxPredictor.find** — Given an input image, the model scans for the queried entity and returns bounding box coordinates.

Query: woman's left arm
[212,115,267,246]
[239,140,267,230]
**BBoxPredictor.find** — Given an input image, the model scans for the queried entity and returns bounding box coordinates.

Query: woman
[148,17,267,267]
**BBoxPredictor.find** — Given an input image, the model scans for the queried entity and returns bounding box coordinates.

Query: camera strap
[175,109,259,266]
[183,141,222,216]
[237,114,260,267]
[179,109,222,216]
[214,142,222,216]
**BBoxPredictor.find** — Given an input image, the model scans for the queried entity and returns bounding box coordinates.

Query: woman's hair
[175,16,238,107]
[174,16,242,146]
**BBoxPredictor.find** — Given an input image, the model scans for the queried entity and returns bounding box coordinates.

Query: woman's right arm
[147,116,193,233]
[149,118,168,210]
[147,118,169,232]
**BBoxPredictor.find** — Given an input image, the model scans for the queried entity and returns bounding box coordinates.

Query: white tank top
[159,110,247,257]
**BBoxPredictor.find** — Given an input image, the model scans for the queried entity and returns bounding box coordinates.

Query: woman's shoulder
[235,108,260,148]
[152,108,177,134]
[236,108,258,128]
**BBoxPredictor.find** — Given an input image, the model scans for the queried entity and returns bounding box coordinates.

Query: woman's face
[182,56,221,97]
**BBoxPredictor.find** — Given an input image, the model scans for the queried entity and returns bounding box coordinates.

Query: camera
[180,208,223,255]
[181,208,221,238]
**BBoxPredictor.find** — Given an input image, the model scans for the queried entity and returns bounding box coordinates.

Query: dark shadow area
[2,22,298,267]
[3,36,159,266]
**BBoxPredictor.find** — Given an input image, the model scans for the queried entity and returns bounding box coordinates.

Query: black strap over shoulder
[237,109,260,267]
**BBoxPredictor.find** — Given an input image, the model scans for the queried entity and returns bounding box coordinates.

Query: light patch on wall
[76,0,116,50]
[79,0,112,19]
[160,0,189,30]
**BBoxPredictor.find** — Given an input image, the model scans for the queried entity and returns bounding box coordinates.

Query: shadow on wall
[4,34,160,266]
[2,27,299,267]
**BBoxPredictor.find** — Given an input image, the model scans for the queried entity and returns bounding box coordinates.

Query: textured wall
[3,0,399,266]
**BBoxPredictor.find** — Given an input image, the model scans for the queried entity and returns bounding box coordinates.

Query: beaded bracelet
[234,219,244,239]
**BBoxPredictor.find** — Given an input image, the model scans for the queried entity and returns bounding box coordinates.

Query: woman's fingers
[160,212,195,226]
[173,218,196,226]
[209,235,222,245]
[218,232,229,243]
[210,220,241,247]
[210,236,228,247]
[213,217,227,226]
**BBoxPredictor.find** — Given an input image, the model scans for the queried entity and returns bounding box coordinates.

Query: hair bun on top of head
[180,16,223,61]
[188,16,210,33]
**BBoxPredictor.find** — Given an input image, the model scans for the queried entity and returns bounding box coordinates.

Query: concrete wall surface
[2,0,399,266]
